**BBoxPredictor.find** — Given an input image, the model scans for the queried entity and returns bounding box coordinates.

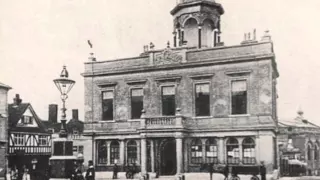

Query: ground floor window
[226,138,240,164]
[205,138,218,163]
[97,140,107,165]
[191,139,203,164]
[127,140,137,164]
[242,137,255,164]
[110,140,120,164]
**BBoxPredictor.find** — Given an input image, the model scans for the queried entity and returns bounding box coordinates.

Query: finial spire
[297,106,304,117]
[150,42,155,50]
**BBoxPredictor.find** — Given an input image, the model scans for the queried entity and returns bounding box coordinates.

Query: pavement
[92,172,274,180]
[92,172,320,180]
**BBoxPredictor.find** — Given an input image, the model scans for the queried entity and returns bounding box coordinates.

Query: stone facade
[0,82,11,178]
[278,112,320,176]
[82,0,279,176]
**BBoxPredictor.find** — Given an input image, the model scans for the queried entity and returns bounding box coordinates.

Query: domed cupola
[170,0,224,48]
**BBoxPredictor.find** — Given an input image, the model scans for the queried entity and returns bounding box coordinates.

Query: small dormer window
[22,116,33,124]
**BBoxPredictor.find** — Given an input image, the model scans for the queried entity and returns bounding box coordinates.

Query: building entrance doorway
[160,139,176,175]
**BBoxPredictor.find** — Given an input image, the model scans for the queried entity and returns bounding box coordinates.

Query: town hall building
[82,0,280,177]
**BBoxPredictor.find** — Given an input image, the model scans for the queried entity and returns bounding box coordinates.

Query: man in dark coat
[112,164,118,179]
[223,165,229,180]
[209,163,214,180]
[85,161,95,180]
[260,161,266,180]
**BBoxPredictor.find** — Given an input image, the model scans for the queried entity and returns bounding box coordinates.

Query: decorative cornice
[82,54,274,77]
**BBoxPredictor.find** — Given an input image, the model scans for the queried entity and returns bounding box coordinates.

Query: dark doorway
[160,139,176,175]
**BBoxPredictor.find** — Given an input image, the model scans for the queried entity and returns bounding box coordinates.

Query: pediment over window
[189,73,214,80]
[125,79,148,85]
[155,76,182,86]
[96,82,117,88]
[225,70,252,77]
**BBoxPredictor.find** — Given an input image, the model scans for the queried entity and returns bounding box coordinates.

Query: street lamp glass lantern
[53,65,75,98]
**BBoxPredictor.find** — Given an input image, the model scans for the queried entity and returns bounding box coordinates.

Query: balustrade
[146,117,175,126]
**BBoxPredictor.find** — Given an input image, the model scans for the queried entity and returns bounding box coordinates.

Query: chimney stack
[49,104,58,124]
[72,109,79,120]
[13,94,22,105]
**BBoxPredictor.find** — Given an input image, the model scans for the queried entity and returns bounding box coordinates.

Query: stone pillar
[107,141,111,165]
[176,137,183,175]
[120,139,125,165]
[255,136,261,164]
[202,139,206,163]
[218,138,225,164]
[198,25,202,48]
[141,137,147,175]
[239,138,244,164]
[173,31,177,47]
[137,140,141,165]
[150,140,155,172]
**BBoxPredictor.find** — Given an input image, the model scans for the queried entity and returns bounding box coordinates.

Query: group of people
[9,166,31,180]
[71,160,95,180]
[220,162,267,180]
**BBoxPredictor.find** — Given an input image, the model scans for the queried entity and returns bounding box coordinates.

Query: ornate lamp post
[49,65,76,180]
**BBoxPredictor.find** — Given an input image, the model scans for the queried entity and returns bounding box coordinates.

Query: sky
[1,0,320,124]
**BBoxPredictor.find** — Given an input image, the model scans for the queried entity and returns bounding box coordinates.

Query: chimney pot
[49,104,58,124]
[72,109,79,120]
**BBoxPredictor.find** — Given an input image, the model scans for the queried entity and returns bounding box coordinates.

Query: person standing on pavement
[259,161,266,180]
[85,160,95,180]
[22,169,30,180]
[112,164,118,179]
[223,165,229,180]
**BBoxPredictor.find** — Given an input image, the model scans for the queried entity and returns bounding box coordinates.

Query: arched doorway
[160,139,176,175]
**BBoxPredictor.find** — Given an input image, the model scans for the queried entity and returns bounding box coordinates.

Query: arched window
[226,138,240,164]
[110,140,120,164]
[97,140,107,165]
[191,139,203,164]
[307,142,313,161]
[184,18,198,47]
[242,137,256,164]
[205,138,218,163]
[315,142,319,161]
[127,140,137,164]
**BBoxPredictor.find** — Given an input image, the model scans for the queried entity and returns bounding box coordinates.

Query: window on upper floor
[102,91,114,120]
[195,83,210,116]
[14,134,24,146]
[39,135,48,146]
[231,80,247,115]
[161,86,176,116]
[131,89,144,119]
[22,116,33,124]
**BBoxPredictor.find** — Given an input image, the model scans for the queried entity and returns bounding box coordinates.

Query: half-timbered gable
[8,94,52,172]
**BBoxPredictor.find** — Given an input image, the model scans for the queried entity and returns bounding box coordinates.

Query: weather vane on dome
[87,40,93,49]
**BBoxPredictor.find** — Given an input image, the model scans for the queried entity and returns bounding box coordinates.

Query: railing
[9,146,51,155]
[146,116,175,126]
